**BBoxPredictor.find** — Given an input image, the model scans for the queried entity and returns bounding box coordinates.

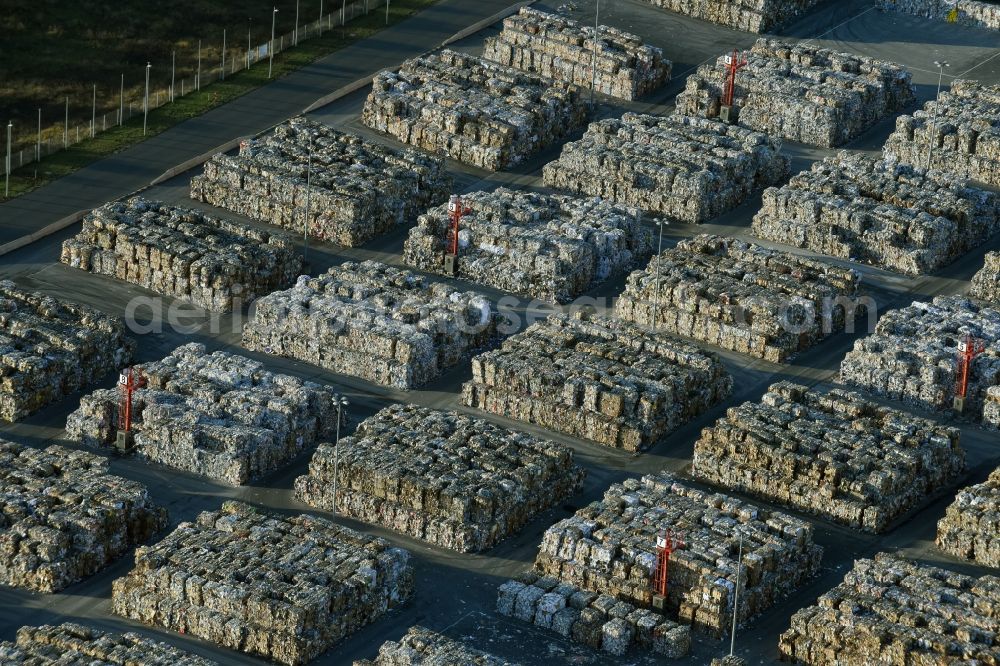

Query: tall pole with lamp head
[651,219,668,332]
[5,122,11,198]
[303,136,312,262]
[331,396,350,518]
[729,533,743,657]
[590,0,599,104]
[143,62,151,135]
[269,7,279,78]
[926,60,949,169]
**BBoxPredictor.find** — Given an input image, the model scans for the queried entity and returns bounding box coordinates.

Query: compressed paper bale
[693,381,966,533]
[529,473,822,638]
[190,116,451,247]
[986,386,1000,428]
[354,625,521,665]
[971,251,1000,304]
[0,441,167,593]
[635,0,824,32]
[404,188,652,303]
[936,466,1000,566]
[0,622,220,664]
[482,7,671,100]
[362,50,590,171]
[112,501,413,666]
[676,39,914,147]
[295,403,585,552]
[0,281,134,422]
[778,553,1000,665]
[712,656,750,666]
[840,295,1000,420]
[462,312,732,451]
[65,343,345,486]
[752,153,1000,275]
[875,0,1000,31]
[542,113,788,224]
[614,234,861,363]
[61,197,303,312]
[243,260,499,389]
[496,574,690,658]
[884,80,1000,187]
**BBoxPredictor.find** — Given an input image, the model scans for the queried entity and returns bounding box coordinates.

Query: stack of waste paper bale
[243,261,498,389]
[483,7,671,100]
[0,441,166,593]
[779,553,1000,664]
[635,0,824,32]
[65,343,344,485]
[497,572,692,658]
[676,39,914,147]
[0,281,134,421]
[61,197,303,311]
[752,153,1000,275]
[463,313,732,451]
[191,117,451,246]
[615,235,860,362]
[875,0,1000,31]
[840,295,1000,419]
[295,404,585,552]
[936,466,1000,566]
[693,381,966,532]
[987,386,1000,427]
[355,626,520,665]
[971,251,1000,303]
[542,113,788,223]
[403,188,651,302]
[515,473,822,641]
[112,501,413,666]
[362,50,590,171]
[884,80,1000,186]
[0,623,218,664]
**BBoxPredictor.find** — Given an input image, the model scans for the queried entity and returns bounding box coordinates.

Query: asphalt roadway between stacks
[0,1,999,664]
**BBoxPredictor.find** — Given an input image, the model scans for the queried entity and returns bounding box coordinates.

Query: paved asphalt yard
[0,1,998,664]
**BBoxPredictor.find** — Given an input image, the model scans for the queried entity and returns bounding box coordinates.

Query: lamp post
[303,136,312,262]
[331,396,350,518]
[385,0,390,25]
[221,29,227,81]
[269,7,279,78]
[651,219,668,332]
[926,60,950,169]
[5,122,11,198]
[729,533,744,657]
[248,19,253,68]
[295,0,300,45]
[143,62,151,136]
[590,0,599,104]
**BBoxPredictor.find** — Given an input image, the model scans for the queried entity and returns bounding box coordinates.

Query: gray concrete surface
[0,1,998,664]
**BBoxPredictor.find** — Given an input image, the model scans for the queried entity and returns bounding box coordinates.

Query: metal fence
[2,0,389,177]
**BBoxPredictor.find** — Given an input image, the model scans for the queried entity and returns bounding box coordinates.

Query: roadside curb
[0,209,91,258]
[440,0,534,47]
[150,136,249,186]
